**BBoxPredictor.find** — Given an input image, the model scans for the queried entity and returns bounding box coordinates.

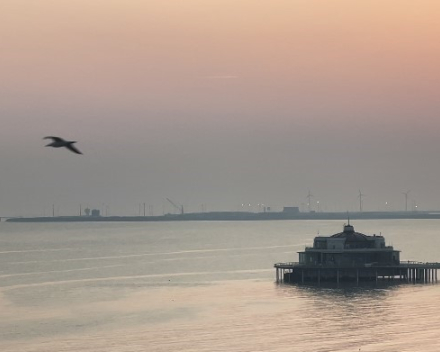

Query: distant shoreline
[5,211,440,222]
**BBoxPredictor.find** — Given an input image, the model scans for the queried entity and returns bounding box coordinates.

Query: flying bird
[43,136,83,155]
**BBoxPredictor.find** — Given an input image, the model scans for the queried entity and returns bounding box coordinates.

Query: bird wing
[44,136,64,142]
[65,143,83,155]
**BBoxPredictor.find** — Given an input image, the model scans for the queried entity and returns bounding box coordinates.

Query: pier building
[275,223,440,284]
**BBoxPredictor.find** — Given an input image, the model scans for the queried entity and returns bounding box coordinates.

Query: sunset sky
[1,1,440,216]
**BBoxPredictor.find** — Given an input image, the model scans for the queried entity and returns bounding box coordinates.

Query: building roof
[330,224,369,241]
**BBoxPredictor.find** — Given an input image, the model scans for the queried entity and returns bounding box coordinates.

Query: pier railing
[274,261,440,269]
[275,261,440,283]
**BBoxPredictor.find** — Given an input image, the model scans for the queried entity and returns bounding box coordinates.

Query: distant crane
[166,198,184,214]
[306,190,314,212]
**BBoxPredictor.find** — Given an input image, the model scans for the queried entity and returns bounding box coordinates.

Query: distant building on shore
[83,208,100,217]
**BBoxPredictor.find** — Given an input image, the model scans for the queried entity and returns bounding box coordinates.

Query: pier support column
[356,269,359,285]
[318,270,321,285]
[301,270,304,284]
[336,270,339,284]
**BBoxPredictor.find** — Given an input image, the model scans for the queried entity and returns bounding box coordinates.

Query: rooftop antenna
[403,190,410,212]
[347,211,350,225]
[358,190,365,212]
[306,190,313,212]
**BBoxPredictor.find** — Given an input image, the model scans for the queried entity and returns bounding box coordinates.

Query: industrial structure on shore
[275,222,440,284]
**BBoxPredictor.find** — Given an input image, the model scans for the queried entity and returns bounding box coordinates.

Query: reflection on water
[2,280,438,352]
[274,282,440,352]
[0,220,440,352]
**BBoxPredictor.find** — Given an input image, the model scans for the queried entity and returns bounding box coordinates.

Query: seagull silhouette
[43,136,82,155]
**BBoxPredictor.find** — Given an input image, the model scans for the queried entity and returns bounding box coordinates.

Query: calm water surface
[0,220,439,351]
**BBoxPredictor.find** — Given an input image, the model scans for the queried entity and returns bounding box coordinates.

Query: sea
[0,219,439,352]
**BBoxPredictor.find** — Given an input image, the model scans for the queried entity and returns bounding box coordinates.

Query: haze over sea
[1,220,439,352]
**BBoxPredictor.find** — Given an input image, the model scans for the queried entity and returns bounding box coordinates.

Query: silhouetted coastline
[6,211,440,222]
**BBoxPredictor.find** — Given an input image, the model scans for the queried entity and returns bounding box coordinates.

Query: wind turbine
[358,190,366,212]
[403,190,410,212]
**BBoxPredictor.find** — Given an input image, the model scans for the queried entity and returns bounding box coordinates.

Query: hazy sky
[2,0,440,216]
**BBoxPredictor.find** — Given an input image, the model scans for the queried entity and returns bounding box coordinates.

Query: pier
[275,261,440,284]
